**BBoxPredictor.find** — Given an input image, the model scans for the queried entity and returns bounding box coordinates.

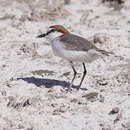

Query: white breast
[51,38,66,58]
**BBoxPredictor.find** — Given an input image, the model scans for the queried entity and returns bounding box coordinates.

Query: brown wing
[60,34,97,52]
[60,34,112,56]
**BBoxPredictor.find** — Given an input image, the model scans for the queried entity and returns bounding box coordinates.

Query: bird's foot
[63,83,74,93]
[72,85,80,90]
[69,84,80,91]
[66,84,73,92]
[64,83,81,93]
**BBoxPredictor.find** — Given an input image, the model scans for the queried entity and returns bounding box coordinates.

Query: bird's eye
[51,29,56,32]
[48,28,56,32]
[45,29,56,35]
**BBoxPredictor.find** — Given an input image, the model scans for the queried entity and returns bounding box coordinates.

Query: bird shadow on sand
[17,76,69,89]
[17,76,88,91]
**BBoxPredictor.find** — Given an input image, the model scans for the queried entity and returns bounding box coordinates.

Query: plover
[37,25,112,90]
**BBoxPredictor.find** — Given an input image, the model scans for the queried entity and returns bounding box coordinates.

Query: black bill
[37,29,56,38]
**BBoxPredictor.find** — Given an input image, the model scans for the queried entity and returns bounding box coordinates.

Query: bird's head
[37,25,69,41]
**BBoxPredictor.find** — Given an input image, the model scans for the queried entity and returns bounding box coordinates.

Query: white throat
[46,31,63,41]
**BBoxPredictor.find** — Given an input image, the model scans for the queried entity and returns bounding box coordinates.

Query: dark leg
[76,62,87,90]
[68,62,77,89]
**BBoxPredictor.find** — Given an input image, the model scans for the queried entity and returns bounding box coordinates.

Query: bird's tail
[97,48,124,60]
[97,48,114,56]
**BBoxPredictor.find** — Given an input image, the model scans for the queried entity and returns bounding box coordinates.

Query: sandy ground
[0,0,130,130]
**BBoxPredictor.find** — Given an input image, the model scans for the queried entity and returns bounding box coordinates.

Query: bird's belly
[51,40,101,62]
[61,50,100,62]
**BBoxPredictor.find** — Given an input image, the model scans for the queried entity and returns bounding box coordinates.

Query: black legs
[69,65,77,88]
[68,63,77,91]
[69,62,87,90]
[77,63,87,90]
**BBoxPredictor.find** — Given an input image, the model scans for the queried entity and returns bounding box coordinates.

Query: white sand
[0,0,130,129]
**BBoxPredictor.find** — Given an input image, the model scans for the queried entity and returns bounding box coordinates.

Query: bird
[37,25,112,90]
